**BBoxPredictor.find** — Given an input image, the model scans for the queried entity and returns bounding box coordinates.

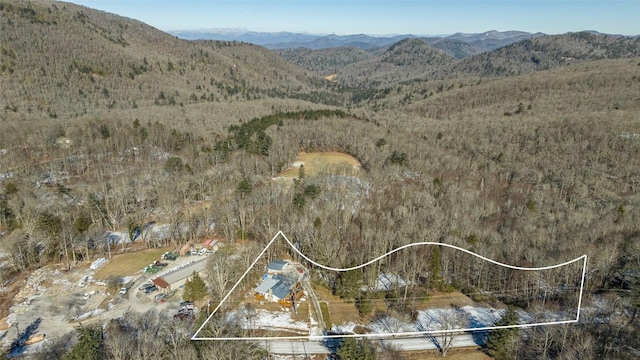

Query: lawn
[313,284,361,326]
[94,247,173,280]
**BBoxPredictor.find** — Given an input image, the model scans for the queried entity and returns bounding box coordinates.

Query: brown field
[94,247,174,279]
[313,284,362,325]
[276,151,361,179]
[313,285,477,328]
[416,290,475,310]
[404,348,490,360]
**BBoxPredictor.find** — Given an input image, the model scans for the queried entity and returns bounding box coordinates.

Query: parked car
[153,260,168,267]
[174,312,191,320]
[162,252,178,261]
[119,287,127,295]
[154,293,167,301]
[178,308,193,315]
[138,283,154,291]
[82,293,90,300]
[190,248,198,255]
[145,285,158,294]
[179,301,193,307]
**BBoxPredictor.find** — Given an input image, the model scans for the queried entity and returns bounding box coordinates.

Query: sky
[66,1,640,36]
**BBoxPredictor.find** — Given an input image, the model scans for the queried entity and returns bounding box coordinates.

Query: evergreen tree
[356,294,372,316]
[62,325,104,360]
[337,337,376,360]
[430,246,443,290]
[487,307,520,360]
[335,270,363,300]
[236,179,252,197]
[183,271,208,301]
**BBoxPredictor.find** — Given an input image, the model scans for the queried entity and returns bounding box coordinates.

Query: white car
[119,287,127,295]
[83,293,90,300]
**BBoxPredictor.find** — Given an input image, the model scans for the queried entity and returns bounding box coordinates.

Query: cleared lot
[94,247,173,279]
[276,151,361,178]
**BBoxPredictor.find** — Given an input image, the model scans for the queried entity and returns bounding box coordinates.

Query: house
[266,259,289,274]
[254,274,294,302]
[203,239,220,251]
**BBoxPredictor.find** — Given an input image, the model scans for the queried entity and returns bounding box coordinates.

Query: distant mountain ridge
[169,29,544,51]
[278,31,640,87]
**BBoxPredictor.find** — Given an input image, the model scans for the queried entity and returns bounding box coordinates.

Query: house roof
[254,274,293,300]
[152,277,170,288]
[272,281,291,300]
[267,260,288,271]
[254,276,280,294]
[162,259,208,284]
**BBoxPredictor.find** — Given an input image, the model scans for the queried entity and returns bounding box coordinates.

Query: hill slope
[454,32,640,77]
[334,38,454,87]
[0,0,338,118]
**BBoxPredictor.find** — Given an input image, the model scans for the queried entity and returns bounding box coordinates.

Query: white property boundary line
[192,231,587,341]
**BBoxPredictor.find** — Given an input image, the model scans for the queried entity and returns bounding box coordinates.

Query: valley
[1,0,640,359]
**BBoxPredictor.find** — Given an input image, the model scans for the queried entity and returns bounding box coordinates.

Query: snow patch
[367,273,411,291]
[75,308,105,321]
[332,322,357,333]
[90,257,108,270]
[228,308,309,332]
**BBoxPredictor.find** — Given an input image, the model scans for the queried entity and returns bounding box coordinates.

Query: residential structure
[254,259,305,303]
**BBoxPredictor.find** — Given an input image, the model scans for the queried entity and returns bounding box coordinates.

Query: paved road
[263,333,481,355]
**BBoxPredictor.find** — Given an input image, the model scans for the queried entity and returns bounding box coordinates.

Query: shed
[203,239,220,250]
[152,277,170,290]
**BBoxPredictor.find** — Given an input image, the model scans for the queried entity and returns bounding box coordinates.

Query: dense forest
[1,1,640,359]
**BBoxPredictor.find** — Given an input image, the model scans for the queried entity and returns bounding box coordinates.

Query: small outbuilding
[152,277,170,291]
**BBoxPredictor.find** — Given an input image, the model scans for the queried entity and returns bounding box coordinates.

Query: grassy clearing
[277,151,361,178]
[291,301,309,323]
[320,302,332,329]
[94,247,173,280]
[313,284,361,326]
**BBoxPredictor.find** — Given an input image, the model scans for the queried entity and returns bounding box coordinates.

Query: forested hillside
[0,0,343,119]
[1,1,640,359]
